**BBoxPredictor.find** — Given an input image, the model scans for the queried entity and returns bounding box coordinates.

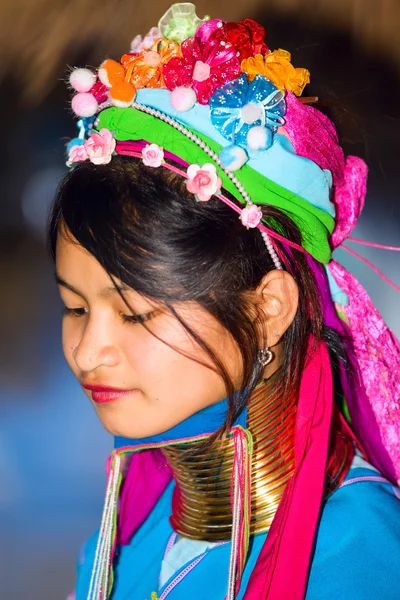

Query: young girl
[49,5,400,599]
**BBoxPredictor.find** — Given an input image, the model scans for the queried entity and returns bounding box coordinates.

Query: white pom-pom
[247,126,273,151]
[110,97,133,108]
[69,68,96,93]
[71,92,98,118]
[170,87,197,112]
[241,102,264,125]
[219,145,248,171]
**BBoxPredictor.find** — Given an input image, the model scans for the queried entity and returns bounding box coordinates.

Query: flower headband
[66,4,313,271]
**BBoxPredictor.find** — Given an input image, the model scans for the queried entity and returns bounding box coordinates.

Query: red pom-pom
[90,81,109,103]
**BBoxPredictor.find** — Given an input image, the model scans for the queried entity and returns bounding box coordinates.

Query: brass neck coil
[163,375,353,541]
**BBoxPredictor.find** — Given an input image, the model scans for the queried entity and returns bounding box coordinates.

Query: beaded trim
[95,99,283,270]
[158,539,228,600]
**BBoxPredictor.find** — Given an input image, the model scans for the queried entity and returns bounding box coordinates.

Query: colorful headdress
[65,4,400,599]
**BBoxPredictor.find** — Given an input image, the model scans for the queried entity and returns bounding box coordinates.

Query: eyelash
[63,307,87,317]
[63,307,154,324]
[121,312,154,325]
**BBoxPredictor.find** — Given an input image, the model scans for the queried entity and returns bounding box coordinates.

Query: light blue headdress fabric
[137,88,335,218]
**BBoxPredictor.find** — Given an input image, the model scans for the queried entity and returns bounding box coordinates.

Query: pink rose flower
[84,128,116,165]
[192,60,211,82]
[186,163,222,202]
[67,143,88,166]
[240,204,263,228]
[142,143,164,167]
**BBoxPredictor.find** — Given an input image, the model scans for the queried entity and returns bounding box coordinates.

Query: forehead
[56,232,114,291]
[55,232,146,303]
[56,231,101,271]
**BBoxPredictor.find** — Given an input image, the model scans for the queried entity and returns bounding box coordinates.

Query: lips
[82,383,134,404]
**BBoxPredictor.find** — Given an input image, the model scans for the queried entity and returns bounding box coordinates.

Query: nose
[72,315,121,373]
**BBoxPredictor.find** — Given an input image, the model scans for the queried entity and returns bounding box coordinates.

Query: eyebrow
[55,273,130,299]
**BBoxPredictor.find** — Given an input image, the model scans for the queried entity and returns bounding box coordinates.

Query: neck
[162,374,353,541]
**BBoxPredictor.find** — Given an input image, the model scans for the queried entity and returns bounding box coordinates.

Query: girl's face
[56,232,242,438]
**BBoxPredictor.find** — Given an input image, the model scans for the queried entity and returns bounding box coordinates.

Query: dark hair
[48,155,343,434]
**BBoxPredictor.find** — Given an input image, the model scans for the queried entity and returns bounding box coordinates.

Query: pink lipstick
[82,384,134,404]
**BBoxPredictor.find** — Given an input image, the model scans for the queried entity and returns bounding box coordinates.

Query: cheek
[127,313,217,373]
[61,318,81,374]
[124,312,240,397]
[122,318,199,383]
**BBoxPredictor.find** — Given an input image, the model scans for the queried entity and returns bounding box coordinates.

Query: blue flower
[209,74,286,150]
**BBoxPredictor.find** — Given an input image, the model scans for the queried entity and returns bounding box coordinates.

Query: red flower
[208,19,269,62]
[163,37,241,105]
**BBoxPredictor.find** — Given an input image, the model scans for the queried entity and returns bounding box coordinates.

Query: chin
[98,417,167,440]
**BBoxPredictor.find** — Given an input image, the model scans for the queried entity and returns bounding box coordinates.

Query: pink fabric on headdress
[284,92,368,249]
[330,156,368,248]
[330,260,400,482]
[308,254,397,481]
[284,92,345,185]
[284,91,400,482]
[244,340,334,599]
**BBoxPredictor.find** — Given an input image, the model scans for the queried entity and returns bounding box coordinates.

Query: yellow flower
[241,49,310,96]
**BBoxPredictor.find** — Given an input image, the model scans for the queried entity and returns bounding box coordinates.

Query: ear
[253,269,299,349]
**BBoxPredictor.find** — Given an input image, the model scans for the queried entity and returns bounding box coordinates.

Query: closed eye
[63,307,87,317]
[121,311,154,325]
[62,307,154,324]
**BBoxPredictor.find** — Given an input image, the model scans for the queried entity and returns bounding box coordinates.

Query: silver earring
[258,347,273,367]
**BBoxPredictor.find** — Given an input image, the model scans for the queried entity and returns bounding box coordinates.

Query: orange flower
[241,49,310,96]
[121,38,182,89]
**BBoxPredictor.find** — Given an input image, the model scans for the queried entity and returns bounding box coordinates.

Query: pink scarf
[243,340,334,599]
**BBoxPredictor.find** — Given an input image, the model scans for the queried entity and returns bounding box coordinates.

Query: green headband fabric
[98,106,334,264]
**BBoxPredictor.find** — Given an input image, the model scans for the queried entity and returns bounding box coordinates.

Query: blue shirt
[75,463,400,599]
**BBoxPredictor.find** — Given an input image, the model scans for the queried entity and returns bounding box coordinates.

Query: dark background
[0,1,399,598]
